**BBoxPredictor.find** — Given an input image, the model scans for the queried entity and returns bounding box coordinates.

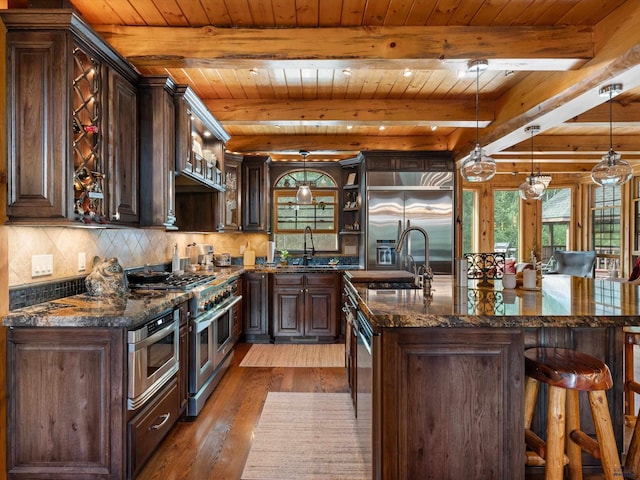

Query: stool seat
[524,347,622,480]
[525,347,613,391]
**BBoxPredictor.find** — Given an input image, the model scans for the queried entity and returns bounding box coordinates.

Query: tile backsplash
[6,226,268,287]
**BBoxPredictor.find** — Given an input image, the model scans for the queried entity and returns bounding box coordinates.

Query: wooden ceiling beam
[225,134,449,153]
[465,0,640,161]
[207,98,492,127]
[495,135,640,153]
[94,24,592,70]
[563,101,640,123]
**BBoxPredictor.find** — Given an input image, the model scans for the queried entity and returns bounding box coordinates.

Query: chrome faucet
[404,254,417,276]
[303,226,315,266]
[396,226,433,295]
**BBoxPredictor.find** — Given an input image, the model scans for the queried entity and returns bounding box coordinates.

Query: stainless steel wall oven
[127,308,180,410]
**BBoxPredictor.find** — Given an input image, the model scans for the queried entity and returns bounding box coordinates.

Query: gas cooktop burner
[128,273,215,291]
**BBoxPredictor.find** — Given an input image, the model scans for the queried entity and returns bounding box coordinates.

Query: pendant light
[296,149,313,205]
[591,83,632,186]
[518,125,546,200]
[460,59,497,182]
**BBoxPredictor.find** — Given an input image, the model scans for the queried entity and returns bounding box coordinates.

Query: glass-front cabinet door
[220,156,241,231]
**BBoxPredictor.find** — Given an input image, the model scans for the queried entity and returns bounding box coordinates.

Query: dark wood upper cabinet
[107,68,139,224]
[242,155,271,232]
[173,85,230,232]
[1,10,140,225]
[138,76,177,229]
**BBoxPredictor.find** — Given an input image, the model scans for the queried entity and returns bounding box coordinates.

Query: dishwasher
[356,310,374,478]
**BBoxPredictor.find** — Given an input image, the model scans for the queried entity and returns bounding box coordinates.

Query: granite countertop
[246,264,357,273]
[349,274,640,329]
[3,267,245,329]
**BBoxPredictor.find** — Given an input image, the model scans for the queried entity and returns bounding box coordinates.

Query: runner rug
[239,343,345,368]
[240,392,368,480]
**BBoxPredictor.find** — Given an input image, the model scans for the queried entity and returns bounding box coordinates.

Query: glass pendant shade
[461,144,497,182]
[518,177,545,200]
[591,149,633,186]
[460,59,496,183]
[518,124,547,200]
[591,83,631,186]
[296,184,313,204]
[296,149,313,204]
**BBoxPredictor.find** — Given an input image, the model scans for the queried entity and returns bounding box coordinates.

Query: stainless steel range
[187,278,241,417]
[128,272,214,291]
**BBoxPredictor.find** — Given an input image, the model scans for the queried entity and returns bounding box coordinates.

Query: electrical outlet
[31,254,53,277]
[78,252,86,272]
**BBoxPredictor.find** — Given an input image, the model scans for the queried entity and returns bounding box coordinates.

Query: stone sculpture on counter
[85,256,128,297]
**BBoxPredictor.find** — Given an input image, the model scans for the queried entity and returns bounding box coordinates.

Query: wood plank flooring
[137,342,349,480]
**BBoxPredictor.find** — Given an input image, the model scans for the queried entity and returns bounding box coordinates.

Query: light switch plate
[32,254,53,277]
[78,252,86,272]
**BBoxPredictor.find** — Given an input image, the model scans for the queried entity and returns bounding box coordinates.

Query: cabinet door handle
[148,412,171,431]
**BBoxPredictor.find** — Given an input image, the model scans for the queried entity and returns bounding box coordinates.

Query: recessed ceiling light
[403,68,412,77]
[274,124,281,129]
[203,131,212,137]
[379,125,385,131]
[342,69,352,76]
[431,125,438,131]
[346,125,353,130]
[249,68,259,76]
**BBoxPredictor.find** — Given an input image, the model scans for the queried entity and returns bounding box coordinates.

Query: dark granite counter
[349,274,640,329]
[3,267,245,329]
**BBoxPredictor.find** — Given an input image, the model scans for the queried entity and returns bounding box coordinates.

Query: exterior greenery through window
[494,190,520,260]
[462,190,476,254]
[541,188,571,263]
[273,170,339,253]
[592,184,621,276]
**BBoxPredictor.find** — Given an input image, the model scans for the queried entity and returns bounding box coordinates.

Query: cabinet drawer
[273,274,304,286]
[306,273,336,287]
[128,377,179,477]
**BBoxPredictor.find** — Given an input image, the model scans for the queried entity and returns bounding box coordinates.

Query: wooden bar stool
[624,327,640,476]
[524,347,623,480]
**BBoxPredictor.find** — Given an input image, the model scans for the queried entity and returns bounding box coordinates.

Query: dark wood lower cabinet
[375,328,524,480]
[271,273,339,340]
[7,327,126,480]
[243,272,270,342]
[128,377,180,479]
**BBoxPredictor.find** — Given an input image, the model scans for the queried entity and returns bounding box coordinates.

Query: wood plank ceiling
[65,0,640,176]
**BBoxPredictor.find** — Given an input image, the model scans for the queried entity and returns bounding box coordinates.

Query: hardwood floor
[137,342,349,480]
[138,341,633,480]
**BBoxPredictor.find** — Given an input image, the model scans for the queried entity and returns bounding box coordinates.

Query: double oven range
[187,278,241,416]
[127,273,241,417]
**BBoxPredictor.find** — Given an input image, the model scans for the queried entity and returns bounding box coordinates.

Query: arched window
[273,169,339,254]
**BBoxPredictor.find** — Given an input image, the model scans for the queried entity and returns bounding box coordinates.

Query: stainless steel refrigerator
[366,171,454,274]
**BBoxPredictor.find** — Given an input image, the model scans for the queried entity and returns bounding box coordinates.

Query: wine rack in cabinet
[72,47,105,223]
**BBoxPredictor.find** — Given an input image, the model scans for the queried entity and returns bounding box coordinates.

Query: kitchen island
[345,274,639,479]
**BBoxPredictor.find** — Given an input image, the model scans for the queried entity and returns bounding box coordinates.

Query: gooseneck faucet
[396,226,433,295]
[303,226,315,266]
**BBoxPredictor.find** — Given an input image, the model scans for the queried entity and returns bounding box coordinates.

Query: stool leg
[625,335,635,418]
[565,389,583,480]
[525,376,539,429]
[626,414,640,478]
[587,390,624,480]
[546,385,567,480]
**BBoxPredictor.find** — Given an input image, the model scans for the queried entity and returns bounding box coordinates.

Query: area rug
[241,392,368,480]
[239,343,345,368]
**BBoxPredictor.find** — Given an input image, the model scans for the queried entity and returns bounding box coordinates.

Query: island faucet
[396,226,433,295]
[303,226,315,266]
